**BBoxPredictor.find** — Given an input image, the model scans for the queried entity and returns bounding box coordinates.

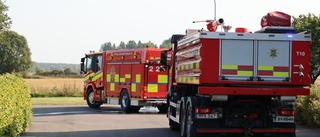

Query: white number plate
[196,114,218,119]
[273,116,294,123]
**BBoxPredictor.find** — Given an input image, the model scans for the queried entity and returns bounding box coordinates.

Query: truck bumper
[131,99,166,106]
[197,128,295,136]
[197,128,295,133]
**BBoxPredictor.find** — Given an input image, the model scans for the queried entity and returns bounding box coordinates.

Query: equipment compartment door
[257,41,290,81]
[145,64,168,98]
[131,64,142,97]
[220,40,254,81]
[106,64,120,97]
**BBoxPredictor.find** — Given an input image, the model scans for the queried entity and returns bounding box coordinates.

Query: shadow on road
[21,127,180,137]
[32,105,164,117]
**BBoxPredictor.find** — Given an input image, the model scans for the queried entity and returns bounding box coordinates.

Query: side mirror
[160,51,168,72]
[80,57,85,74]
[160,51,167,66]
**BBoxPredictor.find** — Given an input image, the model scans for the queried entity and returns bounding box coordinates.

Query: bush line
[0,74,32,137]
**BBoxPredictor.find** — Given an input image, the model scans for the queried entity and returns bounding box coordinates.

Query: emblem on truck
[268,47,279,59]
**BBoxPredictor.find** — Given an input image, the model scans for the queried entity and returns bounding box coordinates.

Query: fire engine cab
[80,48,170,113]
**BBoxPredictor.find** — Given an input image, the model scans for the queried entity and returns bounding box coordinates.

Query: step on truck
[80,48,170,113]
[160,11,311,137]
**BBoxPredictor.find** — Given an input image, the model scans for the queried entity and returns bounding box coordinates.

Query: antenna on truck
[214,0,216,21]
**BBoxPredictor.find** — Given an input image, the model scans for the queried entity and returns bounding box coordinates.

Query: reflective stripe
[84,73,95,81]
[106,74,111,82]
[178,62,200,71]
[177,76,199,84]
[125,74,131,78]
[238,71,253,76]
[136,74,141,82]
[274,72,289,77]
[183,77,187,82]
[131,74,141,92]
[258,66,273,71]
[158,75,168,83]
[222,64,237,70]
[131,84,136,92]
[195,62,200,69]
[147,84,158,92]
[92,72,103,81]
[120,78,125,82]
[190,64,194,69]
[115,74,119,82]
[110,83,115,91]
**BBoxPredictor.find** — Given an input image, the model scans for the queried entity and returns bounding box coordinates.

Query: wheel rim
[88,92,94,104]
[122,93,128,108]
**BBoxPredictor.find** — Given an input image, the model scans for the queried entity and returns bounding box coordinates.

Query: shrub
[295,84,320,127]
[0,74,32,137]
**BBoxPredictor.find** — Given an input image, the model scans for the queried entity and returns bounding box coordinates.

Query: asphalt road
[21,105,320,137]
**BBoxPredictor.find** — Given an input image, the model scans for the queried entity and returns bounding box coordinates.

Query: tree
[51,69,63,76]
[118,41,126,50]
[64,67,72,75]
[0,0,11,31]
[36,69,45,75]
[292,14,320,84]
[112,43,116,50]
[159,38,171,49]
[99,42,114,51]
[0,31,32,74]
[142,41,157,48]
[137,40,143,48]
[126,40,137,49]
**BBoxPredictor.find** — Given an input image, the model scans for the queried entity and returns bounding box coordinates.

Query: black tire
[180,99,187,137]
[86,88,101,108]
[120,90,131,113]
[186,103,196,137]
[169,119,180,131]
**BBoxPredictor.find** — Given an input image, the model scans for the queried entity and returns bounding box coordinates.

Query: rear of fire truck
[161,12,311,137]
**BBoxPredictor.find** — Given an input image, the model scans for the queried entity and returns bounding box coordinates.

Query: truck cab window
[85,57,92,72]
[97,55,102,71]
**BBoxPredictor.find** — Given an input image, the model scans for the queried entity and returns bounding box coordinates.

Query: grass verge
[32,97,87,105]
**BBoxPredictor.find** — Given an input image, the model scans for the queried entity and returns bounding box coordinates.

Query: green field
[25,78,83,97]
[32,97,86,105]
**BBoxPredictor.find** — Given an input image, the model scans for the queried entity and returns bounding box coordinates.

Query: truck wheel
[186,103,196,137]
[169,119,179,131]
[120,90,131,113]
[86,88,101,108]
[180,98,187,137]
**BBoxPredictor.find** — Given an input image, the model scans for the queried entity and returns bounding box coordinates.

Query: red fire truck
[80,48,169,113]
[160,12,311,137]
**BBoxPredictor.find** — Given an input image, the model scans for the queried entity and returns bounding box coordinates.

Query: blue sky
[6,0,319,64]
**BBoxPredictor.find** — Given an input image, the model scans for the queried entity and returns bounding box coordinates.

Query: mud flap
[242,114,254,136]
